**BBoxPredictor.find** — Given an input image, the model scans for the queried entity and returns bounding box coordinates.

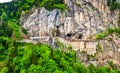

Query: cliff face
[21,0,119,39]
[21,0,120,66]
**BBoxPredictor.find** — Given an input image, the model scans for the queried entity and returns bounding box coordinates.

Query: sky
[0,0,12,3]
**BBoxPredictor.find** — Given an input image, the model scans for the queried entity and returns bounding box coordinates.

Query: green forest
[0,0,120,73]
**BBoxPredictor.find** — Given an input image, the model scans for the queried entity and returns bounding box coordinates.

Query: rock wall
[21,0,120,66]
[21,0,119,40]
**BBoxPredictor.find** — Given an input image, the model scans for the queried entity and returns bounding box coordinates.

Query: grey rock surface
[20,0,120,66]
[21,0,119,40]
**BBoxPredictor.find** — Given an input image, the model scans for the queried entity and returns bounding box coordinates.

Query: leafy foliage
[0,0,120,73]
[39,0,67,11]
[107,0,120,11]
[0,0,68,20]
[0,42,119,73]
[96,27,120,40]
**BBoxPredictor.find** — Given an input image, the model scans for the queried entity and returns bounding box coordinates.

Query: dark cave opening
[78,34,83,39]
[66,33,72,37]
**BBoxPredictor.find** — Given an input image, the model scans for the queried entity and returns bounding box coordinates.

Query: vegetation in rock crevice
[96,27,120,40]
[107,0,120,11]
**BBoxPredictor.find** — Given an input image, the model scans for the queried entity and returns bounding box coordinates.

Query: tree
[1,12,9,21]
[28,64,43,73]
[1,67,9,73]
[20,46,33,68]
[26,0,35,4]
[43,59,58,72]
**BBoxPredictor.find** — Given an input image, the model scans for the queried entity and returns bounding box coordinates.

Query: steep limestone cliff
[21,0,119,39]
[21,0,120,66]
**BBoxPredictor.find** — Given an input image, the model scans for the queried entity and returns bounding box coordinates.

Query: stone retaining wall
[55,37,98,55]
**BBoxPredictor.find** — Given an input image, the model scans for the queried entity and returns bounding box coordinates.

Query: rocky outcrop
[21,0,120,66]
[21,0,119,39]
